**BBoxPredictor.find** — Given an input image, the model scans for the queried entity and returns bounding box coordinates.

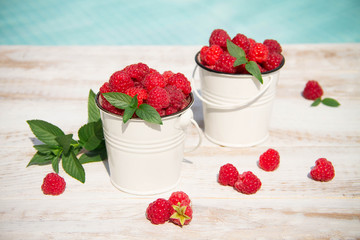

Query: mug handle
[191,64,273,110]
[177,109,202,153]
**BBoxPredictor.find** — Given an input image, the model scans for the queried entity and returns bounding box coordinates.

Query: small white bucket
[96,93,202,195]
[193,52,285,147]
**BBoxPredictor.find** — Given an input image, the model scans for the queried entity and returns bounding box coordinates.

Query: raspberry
[232,33,250,53]
[167,73,191,96]
[248,43,269,63]
[125,86,148,106]
[124,63,150,82]
[310,158,335,182]
[209,29,231,49]
[218,163,239,187]
[259,148,280,171]
[170,203,193,226]
[234,171,261,194]
[168,191,191,206]
[303,80,324,100]
[143,72,166,91]
[200,44,224,66]
[214,53,237,74]
[162,70,174,84]
[263,39,282,54]
[248,38,256,48]
[165,85,186,110]
[147,86,170,110]
[262,52,283,71]
[109,70,134,93]
[146,198,173,224]
[41,173,66,196]
[165,106,178,116]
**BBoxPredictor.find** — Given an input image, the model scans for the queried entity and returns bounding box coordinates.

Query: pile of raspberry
[99,63,192,117]
[199,29,283,74]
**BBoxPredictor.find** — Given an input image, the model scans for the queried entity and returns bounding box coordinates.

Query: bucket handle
[177,109,202,153]
[184,119,203,153]
[192,65,273,110]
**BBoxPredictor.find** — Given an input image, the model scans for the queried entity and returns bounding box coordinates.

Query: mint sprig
[26,89,107,183]
[227,39,264,84]
[103,92,162,125]
[311,97,340,107]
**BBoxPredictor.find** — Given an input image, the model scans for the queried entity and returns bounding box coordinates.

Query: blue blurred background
[0,0,359,45]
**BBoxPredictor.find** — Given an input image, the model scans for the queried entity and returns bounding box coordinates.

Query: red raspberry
[248,43,269,63]
[170,203,193,226]
[248,38,256,48]
[234,171,261,194]
[218,163,239,187]
[168,191,191,206]
[165,106,178,116]
[99,82,123,115]
[162,70,174,84]
[214,53,237,74]
[124,63,150,82]
[310,158,335,182]
[262,52,283,71]
[146,86,170,110]
[167,73,191,96]
[200,44,224,66]
[232,33,250,53]
[165,85,186,110]
[209,29,231,49]
[263,39,282,54]
[125,86,148,106]
[146,198,173,225]
[303,80,324,100]
[109,70,134,93]
[41,173,66,196]
[143,71,166,91]
[259,148,280,171]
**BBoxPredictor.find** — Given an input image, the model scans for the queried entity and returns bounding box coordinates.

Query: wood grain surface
[0,44,359,239]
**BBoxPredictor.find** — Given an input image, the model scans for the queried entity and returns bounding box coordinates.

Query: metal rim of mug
[95,92,195,122]
[194,51,285,76]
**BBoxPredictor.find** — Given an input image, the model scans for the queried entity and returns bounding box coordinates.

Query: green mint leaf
[27,152,53,167]
[234,57,248,67]
[55,134,74,155]
[322,98,340,107]
[33,144,60,155]
[227,39,246,59]
[78,120,104,151]
[27,120,65,146]
[311,98,322,107]
[102,92,132,109]
[245,61,263,84]
[62,150,85,183]
[52,153,61,173]
[136,104,162,125]
[123,107,136,123]
[122,95,138,123]
[79,149,107,164]
[88,89,101,123]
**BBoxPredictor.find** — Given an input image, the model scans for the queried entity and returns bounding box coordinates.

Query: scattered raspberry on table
[146,198,173,225]
[310,158,335,182]
[234,171,262,194]
[218,163,239,187]
[259,148,280,171]
[41,173,66,196]
[303,80,323,100]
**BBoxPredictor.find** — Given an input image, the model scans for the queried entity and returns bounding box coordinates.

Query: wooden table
[0,44,359,239]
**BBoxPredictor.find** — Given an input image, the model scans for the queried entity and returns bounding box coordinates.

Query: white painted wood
[0,44,359,239]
